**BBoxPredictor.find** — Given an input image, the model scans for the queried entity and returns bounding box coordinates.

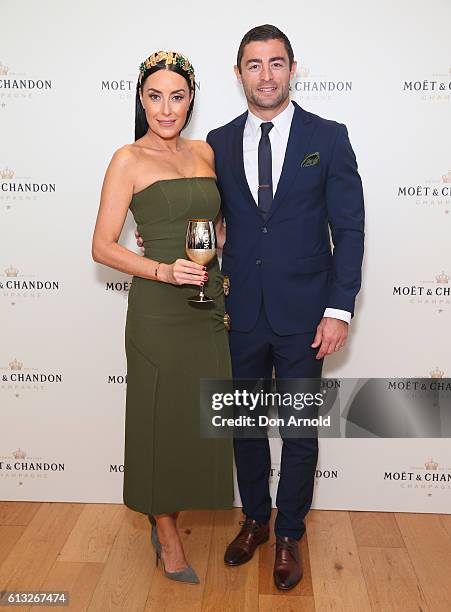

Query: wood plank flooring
[0,502,450,611]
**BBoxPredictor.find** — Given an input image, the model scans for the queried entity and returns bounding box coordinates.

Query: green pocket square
[301,152,320,167]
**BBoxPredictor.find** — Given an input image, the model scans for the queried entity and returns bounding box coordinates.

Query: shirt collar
[246,100,295,139]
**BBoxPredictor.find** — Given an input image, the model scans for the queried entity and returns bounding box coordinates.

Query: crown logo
[9,358,23,370]
[425,458,438,470]
[0,167,14,180]
[436,271,449,283]
[13,448,26,460]
[442,171,451,184]
[430,366,444,379]
[0,62,9,75]
[5,264,18,277]
[299,66,310,78]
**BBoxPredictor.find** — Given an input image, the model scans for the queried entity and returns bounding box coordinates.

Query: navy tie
[257,121,274,218]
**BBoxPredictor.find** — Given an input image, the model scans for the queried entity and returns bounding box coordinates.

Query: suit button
[261,227,268,233]
[223,275,230,296]
[255,259,262,265]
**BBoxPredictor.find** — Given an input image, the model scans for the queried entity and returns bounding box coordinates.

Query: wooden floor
[1,503,451,611]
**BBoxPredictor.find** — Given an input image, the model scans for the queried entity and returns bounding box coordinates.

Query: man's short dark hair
[236,24,294,72]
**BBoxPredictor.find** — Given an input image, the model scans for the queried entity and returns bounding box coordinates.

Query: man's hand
[135,229,144,252]
[311,317,348,360]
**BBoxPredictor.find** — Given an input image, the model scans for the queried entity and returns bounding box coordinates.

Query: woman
[92,50,233,585]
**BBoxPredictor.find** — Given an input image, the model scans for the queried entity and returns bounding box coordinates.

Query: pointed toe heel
[148,515,199,584]
[162,562,200,584]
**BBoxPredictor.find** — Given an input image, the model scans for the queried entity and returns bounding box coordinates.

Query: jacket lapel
[266,101,316,223]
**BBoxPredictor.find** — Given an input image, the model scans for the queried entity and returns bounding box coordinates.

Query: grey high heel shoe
[147,514,200,584]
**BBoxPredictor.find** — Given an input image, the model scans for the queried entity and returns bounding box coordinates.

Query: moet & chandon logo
[291,65,353,103]
[269,462,339,482]
[384,457,451,495]
[392,271,450,312]
[397,169,451,214]
[109,463,124,473]
[101,74,201,101]
[104,276,133,301]
[403,67,451,102]
[1,265,61,305]
[1,358,63,396]
[101,75,135,101]
[1,165,56,207]
[0,448,65,484]
[0,61,52,106]
[108,374,127,384]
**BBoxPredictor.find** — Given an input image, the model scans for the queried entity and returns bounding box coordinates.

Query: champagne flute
[185,219,216,303]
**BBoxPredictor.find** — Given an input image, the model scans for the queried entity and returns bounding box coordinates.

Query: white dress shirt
[242,101,351,325]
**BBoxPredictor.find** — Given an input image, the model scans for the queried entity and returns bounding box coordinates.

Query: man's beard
[245,82,289,110]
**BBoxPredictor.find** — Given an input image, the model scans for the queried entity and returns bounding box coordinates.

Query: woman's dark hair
[236,24,294,73]
[135,60,195,141]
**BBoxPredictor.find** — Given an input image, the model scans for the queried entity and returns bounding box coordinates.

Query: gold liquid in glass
[185,219,216,303]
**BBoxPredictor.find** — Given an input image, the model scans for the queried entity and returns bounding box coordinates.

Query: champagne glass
[185,219,216,303]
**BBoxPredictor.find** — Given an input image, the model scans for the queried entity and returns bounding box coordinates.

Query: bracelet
[155,261,162,280]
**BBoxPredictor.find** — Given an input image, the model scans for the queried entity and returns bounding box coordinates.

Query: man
[207,24,364,591]
[137,24,364,590]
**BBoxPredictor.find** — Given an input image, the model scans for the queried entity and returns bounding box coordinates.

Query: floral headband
[138,50,195,88]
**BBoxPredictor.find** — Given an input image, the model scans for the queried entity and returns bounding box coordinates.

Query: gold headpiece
[139,50,195,88]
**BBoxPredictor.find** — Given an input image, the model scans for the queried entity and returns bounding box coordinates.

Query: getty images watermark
[199,378,451,438]
[210,387,327,426]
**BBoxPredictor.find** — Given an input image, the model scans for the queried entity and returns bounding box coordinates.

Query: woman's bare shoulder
[189,139,214,164]
[106,145,144,182]
[112,143,141,164]
[190,139,213,153]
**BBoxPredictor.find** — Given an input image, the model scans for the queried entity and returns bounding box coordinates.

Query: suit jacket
[207,100,365,335]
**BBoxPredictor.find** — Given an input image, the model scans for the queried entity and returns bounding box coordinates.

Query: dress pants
[229,298,323,540]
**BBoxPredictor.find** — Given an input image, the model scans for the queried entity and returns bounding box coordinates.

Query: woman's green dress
[123,177,233,515]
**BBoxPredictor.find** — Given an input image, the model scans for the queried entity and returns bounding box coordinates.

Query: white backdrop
[1,0,450,512]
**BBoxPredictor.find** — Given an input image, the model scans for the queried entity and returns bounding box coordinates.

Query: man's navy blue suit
[207,100,364,540]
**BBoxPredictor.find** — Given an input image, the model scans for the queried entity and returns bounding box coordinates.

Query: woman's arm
[92,147,156,279]
[92,147,205,286]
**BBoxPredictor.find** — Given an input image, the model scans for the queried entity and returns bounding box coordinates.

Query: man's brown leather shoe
[273,535,303,590]
[224,517,270,566]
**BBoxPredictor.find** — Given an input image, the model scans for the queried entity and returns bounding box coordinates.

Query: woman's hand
[159,259,207,286]
[133,232,206,286]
